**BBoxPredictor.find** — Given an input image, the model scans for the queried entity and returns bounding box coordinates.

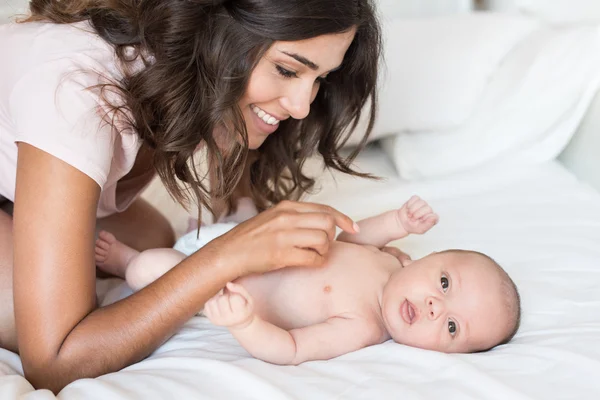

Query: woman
[0,0,381,393]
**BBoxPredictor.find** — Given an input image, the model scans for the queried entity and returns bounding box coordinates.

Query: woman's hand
[205,200,358,276]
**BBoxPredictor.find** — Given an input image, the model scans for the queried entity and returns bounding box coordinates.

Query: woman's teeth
[252,105,280,125]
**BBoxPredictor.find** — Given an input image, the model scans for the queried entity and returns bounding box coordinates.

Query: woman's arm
[14,144,357,393]
[13,144,237,393]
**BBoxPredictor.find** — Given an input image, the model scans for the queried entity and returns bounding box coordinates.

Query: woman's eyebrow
[280,51,319,70]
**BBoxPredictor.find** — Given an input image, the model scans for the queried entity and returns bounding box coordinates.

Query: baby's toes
[94,248,108,263]
[96,230,117,248]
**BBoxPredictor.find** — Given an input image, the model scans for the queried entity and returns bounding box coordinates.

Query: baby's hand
[204,282,255,329]
[397,195,439,235]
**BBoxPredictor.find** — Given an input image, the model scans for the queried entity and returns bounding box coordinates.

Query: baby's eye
[440,275,449,292]
[448,319,457,336]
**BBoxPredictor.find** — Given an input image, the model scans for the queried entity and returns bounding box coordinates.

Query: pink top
[0,20,146,218]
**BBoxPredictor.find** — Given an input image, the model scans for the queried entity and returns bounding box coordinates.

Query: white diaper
[173,222,238,256]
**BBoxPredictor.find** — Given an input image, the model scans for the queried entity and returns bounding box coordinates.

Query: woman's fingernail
[353,222,360,233]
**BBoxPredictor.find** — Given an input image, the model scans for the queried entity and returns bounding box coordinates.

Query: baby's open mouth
[401,299,417,325]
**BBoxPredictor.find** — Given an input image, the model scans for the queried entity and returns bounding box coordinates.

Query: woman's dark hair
[23,0,382,218]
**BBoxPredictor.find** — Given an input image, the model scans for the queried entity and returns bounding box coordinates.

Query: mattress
[1,144,599,399]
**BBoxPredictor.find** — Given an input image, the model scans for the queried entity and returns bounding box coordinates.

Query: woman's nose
[280,82,315,120]
[426,296,445,320]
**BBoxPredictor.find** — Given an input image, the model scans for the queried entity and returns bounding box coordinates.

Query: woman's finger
[275,212,337,242]
[278,229,331,257]
[275,201,358,234]
[280,247,325,269]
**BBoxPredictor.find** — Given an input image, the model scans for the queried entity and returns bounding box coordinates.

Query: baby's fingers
[407,199,426,215]
[421,213,439,226]
[406,195,421,209]
[216,292,235,315]
[226,282,254,304]
[203,297,220,321]
[228,293,249,314]
[412,205,433,220]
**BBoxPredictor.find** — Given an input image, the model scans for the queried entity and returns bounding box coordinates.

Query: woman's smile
[249,104,281,135]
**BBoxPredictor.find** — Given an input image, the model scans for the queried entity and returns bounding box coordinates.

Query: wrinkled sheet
[2,146,600,399]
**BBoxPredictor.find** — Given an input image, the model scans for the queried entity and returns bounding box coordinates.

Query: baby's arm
[235,316,381,365]
[204,283,381,365]
[337,195,438,248]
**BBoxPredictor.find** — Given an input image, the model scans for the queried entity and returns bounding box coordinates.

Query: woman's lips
[250,105,280,135]
[401,299,418,325]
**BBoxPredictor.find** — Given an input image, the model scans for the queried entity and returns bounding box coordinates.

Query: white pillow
[343,13,539,147]
[516,0,600,25]
[382,25,600,179]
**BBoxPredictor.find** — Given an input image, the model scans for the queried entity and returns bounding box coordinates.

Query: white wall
[1,0,476,24]
[559,91,600,192]
[0,0,28,23]
[377,0,473,18]
[476,0,519,12]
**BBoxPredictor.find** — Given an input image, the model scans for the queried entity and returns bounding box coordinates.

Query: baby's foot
[95,231,139,279]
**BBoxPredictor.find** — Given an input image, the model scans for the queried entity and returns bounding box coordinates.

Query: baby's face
[381,251,510,353]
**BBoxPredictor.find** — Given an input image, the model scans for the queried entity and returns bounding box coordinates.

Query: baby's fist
[204,282,255,329]
[398,195,439,235]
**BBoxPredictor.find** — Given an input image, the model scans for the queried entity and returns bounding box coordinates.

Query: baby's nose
[426,296,444,320]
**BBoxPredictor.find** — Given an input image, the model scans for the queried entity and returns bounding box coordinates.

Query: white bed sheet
[1,145,600,399]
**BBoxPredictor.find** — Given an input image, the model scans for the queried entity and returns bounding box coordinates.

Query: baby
[95,196,521,364]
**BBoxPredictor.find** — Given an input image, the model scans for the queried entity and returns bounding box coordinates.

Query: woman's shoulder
[0,20,118,86]
[1,20,111,53]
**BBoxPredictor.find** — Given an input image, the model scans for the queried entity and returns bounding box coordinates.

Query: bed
[2,141,599,399]
[2,3,600,399]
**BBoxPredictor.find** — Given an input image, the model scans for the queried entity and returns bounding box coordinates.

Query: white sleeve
[9,59,116,189]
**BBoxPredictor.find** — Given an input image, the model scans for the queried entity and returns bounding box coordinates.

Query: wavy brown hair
[23,0,382,218]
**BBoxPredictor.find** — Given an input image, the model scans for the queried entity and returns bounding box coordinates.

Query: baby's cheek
[403,326,444,351]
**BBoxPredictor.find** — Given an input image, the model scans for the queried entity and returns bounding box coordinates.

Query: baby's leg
[125,248,186,291]
[95,231,140,278]
[95,230,186,292]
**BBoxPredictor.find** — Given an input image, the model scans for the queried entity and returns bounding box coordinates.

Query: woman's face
[237,29,357,149]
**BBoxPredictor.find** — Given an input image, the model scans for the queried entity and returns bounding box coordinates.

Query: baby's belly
[236,267,334,330]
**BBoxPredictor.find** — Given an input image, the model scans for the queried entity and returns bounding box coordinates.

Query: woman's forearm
[27,247,236,393]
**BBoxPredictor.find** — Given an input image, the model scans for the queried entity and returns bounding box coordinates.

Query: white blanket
[2,147,600,399]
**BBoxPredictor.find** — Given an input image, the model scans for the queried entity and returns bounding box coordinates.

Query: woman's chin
[247,135,268,150]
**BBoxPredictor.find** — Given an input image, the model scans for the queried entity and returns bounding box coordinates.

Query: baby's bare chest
[238,246,388,329]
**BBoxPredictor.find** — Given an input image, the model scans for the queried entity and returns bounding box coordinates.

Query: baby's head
[381,249,520,353]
